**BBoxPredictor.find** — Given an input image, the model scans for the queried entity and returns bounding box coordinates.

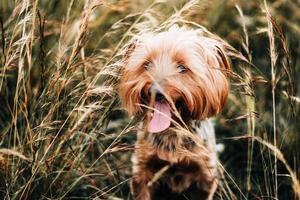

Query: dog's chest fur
[132,119,218,195]
[138,119,216,160]
[147,129,197,153]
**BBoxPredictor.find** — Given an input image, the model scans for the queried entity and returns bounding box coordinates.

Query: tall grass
[0,0,299,199]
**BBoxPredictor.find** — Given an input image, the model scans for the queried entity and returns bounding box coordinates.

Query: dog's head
[119,26,230,133]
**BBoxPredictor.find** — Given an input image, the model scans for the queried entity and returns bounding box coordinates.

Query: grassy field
[0,0,299,199]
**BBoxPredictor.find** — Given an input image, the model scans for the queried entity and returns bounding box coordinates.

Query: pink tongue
[148,101,171,133]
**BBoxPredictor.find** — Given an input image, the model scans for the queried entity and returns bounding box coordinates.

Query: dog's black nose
[155,92,165,101]
[149,85,165,101]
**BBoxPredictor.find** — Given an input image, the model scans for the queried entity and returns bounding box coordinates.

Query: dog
[119,26,230,200]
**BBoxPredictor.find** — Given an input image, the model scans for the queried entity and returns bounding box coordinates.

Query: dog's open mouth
[148,101,171,133]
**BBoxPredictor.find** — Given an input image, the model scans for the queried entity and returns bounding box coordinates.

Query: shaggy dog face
[120,27,229,133]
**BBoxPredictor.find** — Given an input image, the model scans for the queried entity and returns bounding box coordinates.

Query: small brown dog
[119,26,230,200]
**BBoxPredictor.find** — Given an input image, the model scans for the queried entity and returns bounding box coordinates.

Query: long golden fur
[119,26,230,200]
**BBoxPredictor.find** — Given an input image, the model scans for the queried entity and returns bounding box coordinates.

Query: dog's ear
[192,37,231,119]
[214,45,230,112]
[119,38,141,116]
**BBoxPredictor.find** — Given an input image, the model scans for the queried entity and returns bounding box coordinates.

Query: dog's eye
[143,61,152,70]
[177,64,187,73]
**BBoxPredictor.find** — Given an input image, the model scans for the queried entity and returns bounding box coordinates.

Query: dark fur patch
[152,181,210,200]
[146,155,170,173]
[168,159,199,173]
